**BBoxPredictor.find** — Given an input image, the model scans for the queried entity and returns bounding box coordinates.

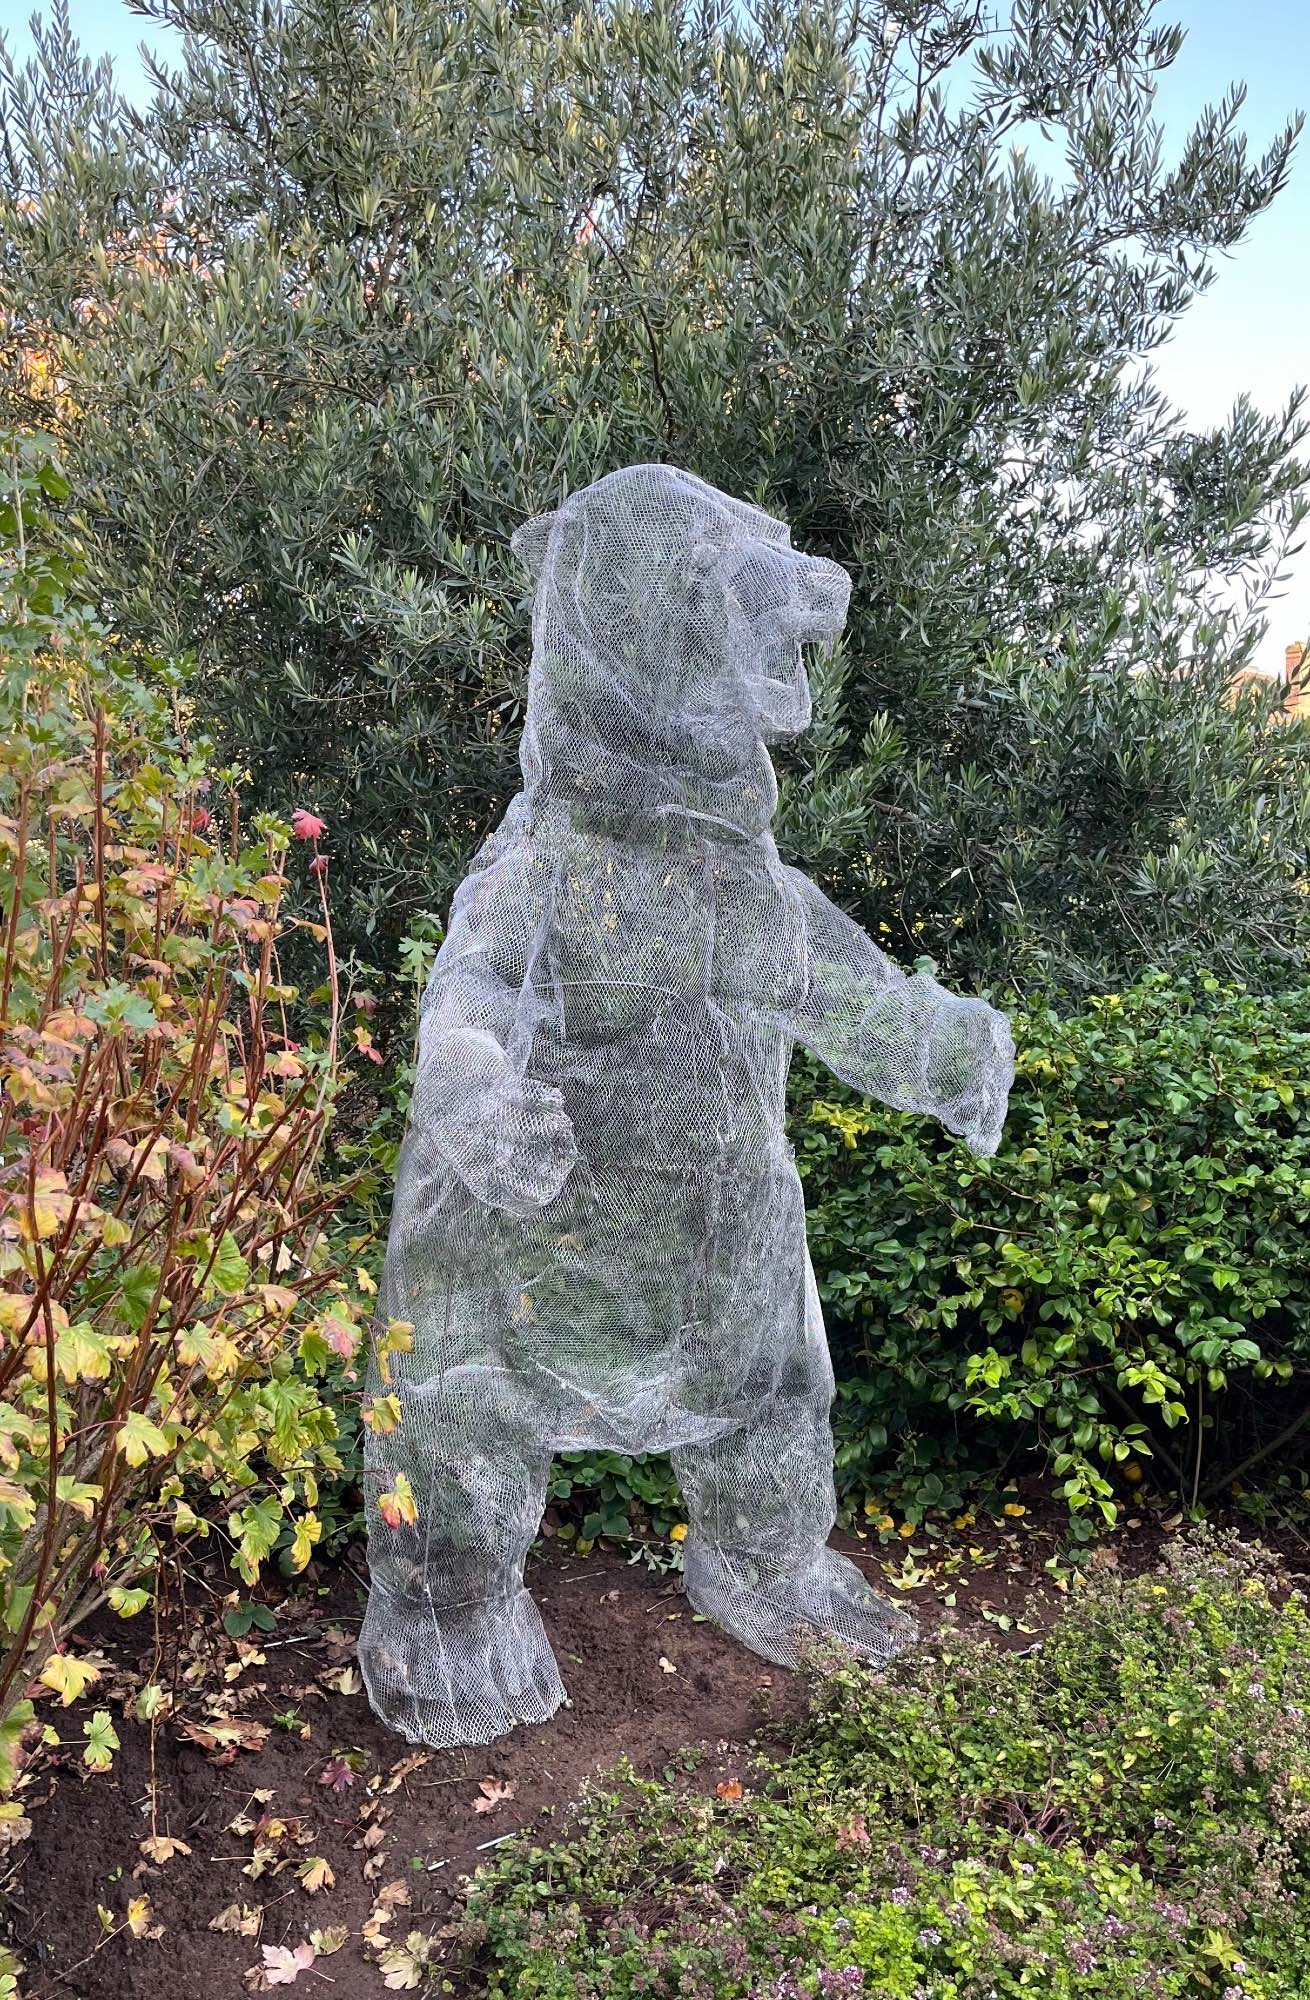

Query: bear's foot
[359,1582,566,1748]
[683,1541,916,1670]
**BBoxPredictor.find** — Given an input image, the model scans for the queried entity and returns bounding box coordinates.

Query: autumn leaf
[361,1877,411,1947]
[658,1655,678,1675]
[108,1584,150,1618]
[318,1756,356,1793]
[39,1651,101,1705]
[288,1511,322,1572]
[714,1779,743,1802]
[82,1709,119,1769]
[178,1715,270,1762]
[140,1833,192,1863]
[322,1313,358,1362]
[16,1168,70,1242]
[125,1893,160,1938]
[309,1925,348,1956]
[210,1903,262,1936]
[471,1776,514,1815]
[378,1932,431,1989]
[296,1855,334,1894]
[116,1410,170,1467]
[378,1471,417,1530]
[257,1940,316,1987]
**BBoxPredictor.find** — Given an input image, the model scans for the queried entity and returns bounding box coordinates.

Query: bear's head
[511,464,850,841]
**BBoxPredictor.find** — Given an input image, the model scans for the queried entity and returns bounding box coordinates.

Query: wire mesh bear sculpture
[360,465,1015,1748]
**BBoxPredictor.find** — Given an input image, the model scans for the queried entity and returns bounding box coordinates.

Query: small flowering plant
[454,1532,1310,1997]
[0,440,392,1794]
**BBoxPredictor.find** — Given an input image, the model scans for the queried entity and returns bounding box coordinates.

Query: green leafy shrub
[0,437,390,1794]
[454,1533,1310,1998]
[798,973,1310,1529]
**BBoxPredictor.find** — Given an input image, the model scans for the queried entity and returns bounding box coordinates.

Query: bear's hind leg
[360,1367,564,1747]
[672,1275,914,1670]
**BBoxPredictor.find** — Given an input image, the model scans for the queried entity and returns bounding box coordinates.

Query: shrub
[454,1533,1310,1998]
[0,436,384,1795]
[797,972,1310,1529]
[4,0,1309,989]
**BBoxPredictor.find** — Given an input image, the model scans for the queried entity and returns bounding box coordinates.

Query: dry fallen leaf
[257,1940,317,1988]
[296,1855,334,1894]
[140,1834,192,1864]
[658,1655,677,1675]
[471,1776,515,1815]
[179,1716,270,1763]
[320,1624,355,1661]
[318,1756,356,1793]
[125,1893,163,1940]
[377,1932,432,1990]
[379,1750,432,1795]
[210,1903,262,1938]
[361,1877,411,1947]
[714,1780,743,1802]
[310,1924,349,1956]
[322,1663,363,1697]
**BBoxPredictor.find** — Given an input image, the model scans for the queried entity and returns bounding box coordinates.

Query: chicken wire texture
[360,464,1015,1749]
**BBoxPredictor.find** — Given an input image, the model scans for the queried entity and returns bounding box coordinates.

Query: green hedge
[454,1533,1310,1997]
[801,971,1310,1529]
[541,972,1310,1542]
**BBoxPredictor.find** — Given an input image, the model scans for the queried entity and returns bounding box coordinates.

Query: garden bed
[7,1496,1285,1998]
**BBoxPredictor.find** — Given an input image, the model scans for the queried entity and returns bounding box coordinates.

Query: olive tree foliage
[1,0,1308,990]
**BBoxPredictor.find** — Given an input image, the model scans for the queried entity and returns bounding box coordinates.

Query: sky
[4,0,1308,671]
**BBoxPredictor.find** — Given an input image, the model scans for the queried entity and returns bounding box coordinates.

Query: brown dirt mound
[7,1545,805,2000]
[9,1494,1295,1999]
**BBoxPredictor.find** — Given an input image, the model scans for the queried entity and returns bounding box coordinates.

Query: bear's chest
[546,843,808,1039]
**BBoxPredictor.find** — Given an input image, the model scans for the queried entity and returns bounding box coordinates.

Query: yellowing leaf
[17,1171,70,1242]
[83,1709,119,1770]
[363,1394,401,1436]
[296,1855,334,1894]
[117,1411,170,1467]
[288,1513,322,1573]
[378,1933,431,1989]
[39,1651,101,1705]
[54,1323,112,1384]
[108,1584,150,1617]
[378,1472,417,1530]
[125,1894,155,1938]
[355,1267,377,1296]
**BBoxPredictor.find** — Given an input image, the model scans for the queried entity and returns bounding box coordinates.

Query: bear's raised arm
[781,868,1015,1159]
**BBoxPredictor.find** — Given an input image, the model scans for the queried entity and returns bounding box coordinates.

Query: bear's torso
[430,821,810,1174]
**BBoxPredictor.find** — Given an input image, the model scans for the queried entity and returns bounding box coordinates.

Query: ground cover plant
[454,1533,1310,1999]
[0,435,385,1818]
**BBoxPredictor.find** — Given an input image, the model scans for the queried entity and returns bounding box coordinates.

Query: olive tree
[2,0,1307,988]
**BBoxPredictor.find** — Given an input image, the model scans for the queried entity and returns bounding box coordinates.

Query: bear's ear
[510,509,558,581]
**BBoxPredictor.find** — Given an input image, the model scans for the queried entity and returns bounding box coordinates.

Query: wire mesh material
[360,465,1015,1748]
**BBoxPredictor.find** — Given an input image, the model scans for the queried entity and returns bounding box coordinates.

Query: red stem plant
[0,436,395,1790]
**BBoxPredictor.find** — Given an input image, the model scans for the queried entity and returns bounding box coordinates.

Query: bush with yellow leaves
[0,436,395,1795]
